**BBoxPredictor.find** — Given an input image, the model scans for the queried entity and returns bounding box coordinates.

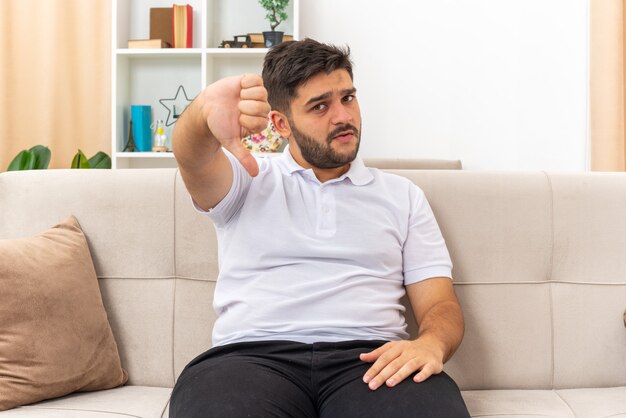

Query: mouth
[332,130,356,143]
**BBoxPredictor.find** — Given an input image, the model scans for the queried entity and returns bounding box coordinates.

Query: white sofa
[0,167,625,417]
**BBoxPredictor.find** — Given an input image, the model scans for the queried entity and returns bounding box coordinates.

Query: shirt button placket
[319,186,335,235]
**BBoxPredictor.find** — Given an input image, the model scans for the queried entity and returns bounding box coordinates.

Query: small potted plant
[259,0,289,48]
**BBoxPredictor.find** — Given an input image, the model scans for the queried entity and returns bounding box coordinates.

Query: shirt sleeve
[191,151,254,227]
[402,184,453,285]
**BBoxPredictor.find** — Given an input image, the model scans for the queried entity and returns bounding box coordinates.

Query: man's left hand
[360,337,445,390]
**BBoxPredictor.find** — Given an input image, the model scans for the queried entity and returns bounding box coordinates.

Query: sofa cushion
[461,389,575,417]
[462,388,626,418]
[0,216,128,411]
[0,386,172,418]
[556,387,626,418]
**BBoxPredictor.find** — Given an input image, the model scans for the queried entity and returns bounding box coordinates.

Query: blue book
[131,105,152,151]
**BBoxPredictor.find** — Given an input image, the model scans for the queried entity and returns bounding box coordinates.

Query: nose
[330,101,354,125]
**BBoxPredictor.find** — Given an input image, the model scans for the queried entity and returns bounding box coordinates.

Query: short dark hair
[262,38,353,114]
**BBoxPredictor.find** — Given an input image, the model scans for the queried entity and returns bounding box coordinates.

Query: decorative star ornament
[159,85,193,127]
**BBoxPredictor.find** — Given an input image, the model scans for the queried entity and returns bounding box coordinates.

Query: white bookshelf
[111,0,300,169]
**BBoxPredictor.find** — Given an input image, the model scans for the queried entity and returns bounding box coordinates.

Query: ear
[269,110,292,139]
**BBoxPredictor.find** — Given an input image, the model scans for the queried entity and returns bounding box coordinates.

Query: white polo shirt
[195,147,452,347]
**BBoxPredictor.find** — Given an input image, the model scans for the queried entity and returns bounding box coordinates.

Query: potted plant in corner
[7,146,111,171]
[259,0,289,48]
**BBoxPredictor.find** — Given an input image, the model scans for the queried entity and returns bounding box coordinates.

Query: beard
[288,119,361,169]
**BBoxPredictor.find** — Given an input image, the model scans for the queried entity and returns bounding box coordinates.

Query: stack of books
[246,33,294,48]
[126,4,193,49]
[247,33,266,48]
[128,39,170,49]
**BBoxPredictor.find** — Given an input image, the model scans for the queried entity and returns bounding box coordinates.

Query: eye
[311,103,327,112]
[343,95,355,103]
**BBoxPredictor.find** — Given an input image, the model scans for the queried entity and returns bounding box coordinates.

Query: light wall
[0,1,590,172]
[300,0,590,170]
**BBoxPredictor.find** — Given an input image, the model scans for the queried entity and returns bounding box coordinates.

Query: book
[248,33,293,42]
[128,39,170,48]
[150,8,173,47]
[247,33,264,43]
[247,33,294,47]
[172,4,193,48]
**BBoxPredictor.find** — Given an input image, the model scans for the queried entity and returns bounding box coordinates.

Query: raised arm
[173,74,270,211]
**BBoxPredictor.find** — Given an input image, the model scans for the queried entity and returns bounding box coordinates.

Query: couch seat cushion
[0,386,172,417]
[556,386,626,418]
[462,389,574,417]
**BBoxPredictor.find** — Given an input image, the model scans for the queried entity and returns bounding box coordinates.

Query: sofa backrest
[1,168,624,391]
[363,158,462,170]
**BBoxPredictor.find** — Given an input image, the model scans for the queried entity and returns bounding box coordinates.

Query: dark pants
[169,340,470,418]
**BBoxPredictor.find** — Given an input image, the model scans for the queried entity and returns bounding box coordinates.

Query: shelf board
[115,152,175,158]
[116,48,203,58]
[116,48,269,57]
[206,48,269,56]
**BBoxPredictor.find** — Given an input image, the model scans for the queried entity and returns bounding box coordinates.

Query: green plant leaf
[7,145,51,171]
[88,151,111,169]
[29,145,51,169]
[7,150,33,171]
[71,150,92,169]
[259,0,289,29]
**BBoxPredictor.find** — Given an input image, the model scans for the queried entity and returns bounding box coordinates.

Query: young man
[170,38,470,417]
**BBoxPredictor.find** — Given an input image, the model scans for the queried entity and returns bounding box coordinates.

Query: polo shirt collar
[279,145,374,186]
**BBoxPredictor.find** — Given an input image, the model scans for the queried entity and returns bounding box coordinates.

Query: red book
[172,4,193,48]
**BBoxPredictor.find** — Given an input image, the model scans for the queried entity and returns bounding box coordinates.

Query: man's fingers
[240,85,268,101]
[239,115,270,137]
[360,340,446,390]
[361,343,396,385]
[387,358,423,387]
[238,100,270,120]
[238,74,270,139]
[238,94,270,135]
[224,140,259,177]
[414,362,440,383]
[359,343,390,363]
[372,359,441,390]
[360,339,446,390]
[239,152,260,177]
[366,356,406,390]
[240,73,264,89]
[362,346,401,387]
